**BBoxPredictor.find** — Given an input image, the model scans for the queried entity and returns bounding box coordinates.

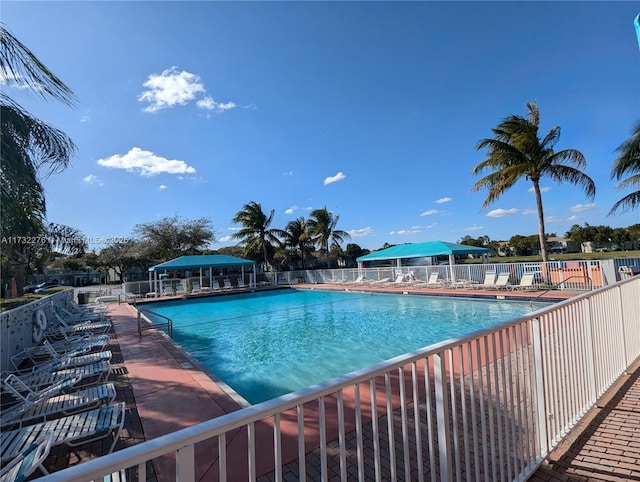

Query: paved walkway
[41,286,640,481]
[529,358,640,482]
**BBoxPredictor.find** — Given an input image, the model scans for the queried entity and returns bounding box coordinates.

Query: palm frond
[544,165,596,199]
[0,24,76,106]
[609,190,640,215]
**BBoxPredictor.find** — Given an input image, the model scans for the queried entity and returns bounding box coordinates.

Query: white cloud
[97,147,196,177]
[486,208,520,218]
[83,174,103,186]
[219,235,234,242]
[196,96,236,112]
[139,67,205,112]
[80,115,90,123]
[528,186,551,193]
[420,209,438,216]
[285,205,298,215]
[464,225,484,231]
[569,203,596,213]
[324,172,346,185]
[349,227,373,237]
[159,185,167,190]
[393,228,421,235]
[522,209,537,215]
[283,170,294,176]
[435,197,452,204]
[138,67,237,114]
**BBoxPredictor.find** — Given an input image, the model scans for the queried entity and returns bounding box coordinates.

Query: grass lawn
[465,250,640,264]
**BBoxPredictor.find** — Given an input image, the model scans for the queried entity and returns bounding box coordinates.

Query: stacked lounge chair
[0,300,125,478]
[0,401,126,465]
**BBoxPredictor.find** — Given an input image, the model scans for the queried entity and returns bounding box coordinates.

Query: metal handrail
[137,308,173,338]
[529,274,593,306]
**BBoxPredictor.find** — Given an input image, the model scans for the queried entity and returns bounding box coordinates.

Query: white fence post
[434,351,453,482]
[530,317,550,460]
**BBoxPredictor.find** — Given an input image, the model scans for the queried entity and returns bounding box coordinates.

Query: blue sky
[2,2,639,252]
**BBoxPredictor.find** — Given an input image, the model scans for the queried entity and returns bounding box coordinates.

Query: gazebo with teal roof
[356,241,490,281]
[148,254,257,294]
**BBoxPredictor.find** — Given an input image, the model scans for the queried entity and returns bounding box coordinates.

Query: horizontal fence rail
[277,259,624,291]
[40,277,640,482]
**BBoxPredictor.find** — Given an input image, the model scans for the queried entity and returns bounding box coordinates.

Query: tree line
[459,223,640,257]
[51,203,358,284]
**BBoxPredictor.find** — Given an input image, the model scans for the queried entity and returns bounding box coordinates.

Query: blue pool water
[145,289,545,404]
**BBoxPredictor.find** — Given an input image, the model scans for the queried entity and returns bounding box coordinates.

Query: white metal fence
[40,276,640,482]
[122,259,640,296]
[277,259,619,291]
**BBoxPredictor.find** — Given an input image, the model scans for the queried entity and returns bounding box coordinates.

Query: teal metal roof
[356,241,489,263]
[149,255,255,272]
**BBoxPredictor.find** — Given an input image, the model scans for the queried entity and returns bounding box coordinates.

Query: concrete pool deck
[44,284,640,481]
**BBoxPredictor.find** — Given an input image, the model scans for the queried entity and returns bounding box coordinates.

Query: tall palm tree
[609,121,640,215]
[1,23,77,294]
[232,201,282,270]
[279,217,312,268]
[471,101,595,263]
[307,206,350,268]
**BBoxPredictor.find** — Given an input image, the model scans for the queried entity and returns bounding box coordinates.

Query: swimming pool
[145,289,547,404]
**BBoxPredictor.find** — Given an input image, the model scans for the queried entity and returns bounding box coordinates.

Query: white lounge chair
[191,281,202,293]
[48,312,112,338]
[2,361,112,396]
[163,283,174,296]
[175,283,185,295]
[486,272,511,290]
[0,402,126,464]
[384,275,407,287]
[0,374,116,430]
[512,272,543,291]
[0,433,53,481]
[13,341,112,374]
[1,382,117,429]
[347,275,366,285]
[54,305,106,322]
[236,278,247,289]
[223,279,233,290]
[211,280,223,292]
[12,335,111,370]
[368,278,391,286]
[1,374,83,414]
[474,270,497,289]
[420,272,448,288]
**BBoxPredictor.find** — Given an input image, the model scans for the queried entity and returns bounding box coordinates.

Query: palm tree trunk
[10,247,29,297]
[325,241,330,268]
[532,180,549,264]
[262,235,269,271]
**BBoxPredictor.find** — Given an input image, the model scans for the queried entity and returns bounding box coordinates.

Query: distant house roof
[149,255,256,272]
[356,241,489,263]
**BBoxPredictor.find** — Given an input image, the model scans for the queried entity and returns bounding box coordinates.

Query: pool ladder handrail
[137,308,174,338]
[529,274,593,307]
